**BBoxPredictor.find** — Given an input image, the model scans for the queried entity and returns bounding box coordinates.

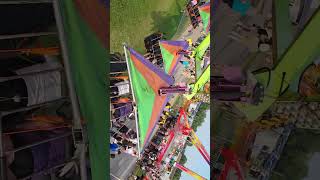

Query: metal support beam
[1,97,68,116]
[0,114,7,180]
[110,61,126,63]
[110,173,121,180]
[0,68,63,83]
[123,44,141,158]
[110,71,127,75]
[53,1,87,179]
[0,0,52,4]
[0,90,67,180]
[0,32,56,40]
[20,159,74,180]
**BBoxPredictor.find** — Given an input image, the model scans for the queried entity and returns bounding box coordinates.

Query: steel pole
[52,1,87,179]
[0,32,56,40]
[123,44,141,158]
[5,132,71,154]
[0,114,7,180]
[110,71,127,75]
[0,0,52,4]
[1,97,68,116]
[0,68,63,83]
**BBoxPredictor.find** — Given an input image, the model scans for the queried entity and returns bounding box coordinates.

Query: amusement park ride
[118,1,211,179]
[213,2,320,179]
[211,65,264,105]
[157,104,210,180]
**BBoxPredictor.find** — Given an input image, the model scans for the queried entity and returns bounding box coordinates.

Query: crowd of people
[110,79,139,158]
[135,103,180,179]
[186,0,205,28]
[144,32,165,68]
[178,38,200,81]
[110,54,141,159]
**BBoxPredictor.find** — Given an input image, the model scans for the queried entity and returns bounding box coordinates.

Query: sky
[180,110,210,180]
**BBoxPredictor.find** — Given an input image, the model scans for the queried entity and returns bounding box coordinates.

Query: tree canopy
[172,150,187,180]
[191,102,210,132]
[271,129,320,180]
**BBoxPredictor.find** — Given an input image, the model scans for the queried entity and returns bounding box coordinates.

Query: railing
[0,1,88,180]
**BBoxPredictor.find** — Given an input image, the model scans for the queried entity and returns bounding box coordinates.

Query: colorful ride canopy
[56,0,108,179]
[159,40,189,75]
[199,1,210,33]
[125,47,174,150]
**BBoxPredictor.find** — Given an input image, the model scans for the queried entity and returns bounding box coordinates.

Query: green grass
[110,0,188,53]
[171,11,191,39]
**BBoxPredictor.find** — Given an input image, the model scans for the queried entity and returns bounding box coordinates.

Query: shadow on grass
[150,1,184,39]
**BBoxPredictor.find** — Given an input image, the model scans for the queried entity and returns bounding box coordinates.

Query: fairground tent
[124,46,174,151]
[56,0,108,179]
[159,40,189,75]
[199,2,210,33]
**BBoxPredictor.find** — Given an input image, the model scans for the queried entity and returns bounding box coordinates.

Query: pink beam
[157,130,175,163]
[174,162,207,180]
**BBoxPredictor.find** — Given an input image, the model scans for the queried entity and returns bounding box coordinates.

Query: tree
[191,103,209,132]
[271,129,320,180]
[172,169,182,180]
[180,153,187,164]
[172,149,188,180]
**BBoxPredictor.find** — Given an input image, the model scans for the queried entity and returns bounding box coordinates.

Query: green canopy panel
[57,1,108,179]
[159,40,189,75]
[199,2,210,32]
